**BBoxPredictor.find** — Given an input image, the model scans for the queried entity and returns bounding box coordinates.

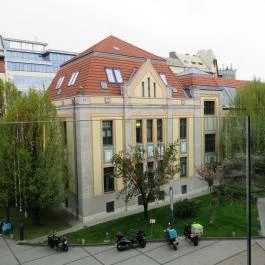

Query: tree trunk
[209,189,222,224]
[143,202,149,221]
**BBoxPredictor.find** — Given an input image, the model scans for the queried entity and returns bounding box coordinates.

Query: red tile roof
[63,35,164,67]
[176,75,248,90]
[49,36,185,99]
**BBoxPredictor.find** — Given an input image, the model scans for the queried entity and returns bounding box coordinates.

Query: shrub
[174,199,200,219]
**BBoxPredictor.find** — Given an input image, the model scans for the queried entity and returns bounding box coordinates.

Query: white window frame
[160,73,168,85]
[68,71,79,86]
[105,68,123,83]
[56,76,65,90]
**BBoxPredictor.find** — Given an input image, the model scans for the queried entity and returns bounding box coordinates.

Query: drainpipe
[72,97,79,220]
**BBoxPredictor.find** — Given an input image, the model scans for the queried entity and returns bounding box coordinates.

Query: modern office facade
[48,35,246,223]
[0,35,77,93]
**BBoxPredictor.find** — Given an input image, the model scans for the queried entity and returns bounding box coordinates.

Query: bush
[174,199,200,219]
[214,185,246,200]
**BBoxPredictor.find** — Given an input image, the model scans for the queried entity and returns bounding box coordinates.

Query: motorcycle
[48,232,59,248]
[48,232,69,251]
[184,223,203,246]
[116,230,146,251]
[56,237,69,251]
[164,226,178,250]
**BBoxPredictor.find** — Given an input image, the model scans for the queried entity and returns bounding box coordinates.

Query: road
[1,236,265,265]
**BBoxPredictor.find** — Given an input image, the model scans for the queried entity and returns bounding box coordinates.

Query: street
[1,237,265,265]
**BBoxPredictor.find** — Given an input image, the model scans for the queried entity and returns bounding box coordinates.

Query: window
[153,82,156,98]
[102,121,113,145]
[205,134,215,153]
[181,184,187,194]
[106,201,114,212]
[136,120,142,143]
[148,77,151,97]
[68,71,79,86]
[157,119,163,142]
[204,101,215,115]
[142,82,145,97]
[180,118,187,139]
[180,157,187,177]
[104,167,114,192]
[160,73,168,85]
[147,119,153,142]
[105,68,123,83]
[55,76,65,90]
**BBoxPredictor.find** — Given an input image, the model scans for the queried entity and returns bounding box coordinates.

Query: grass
[0,193,260,243]
[65,193,260,244]
[0,207,70,240]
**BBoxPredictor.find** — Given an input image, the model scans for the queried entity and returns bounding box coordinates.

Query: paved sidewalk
[2,236,265,265]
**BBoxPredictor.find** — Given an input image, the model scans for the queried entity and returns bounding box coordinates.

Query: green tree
[0,79,21,117]
[221,80,265,158]
[112,143,179,220]
[0,89,68,225]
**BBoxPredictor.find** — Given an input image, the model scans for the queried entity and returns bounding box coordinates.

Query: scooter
[116,230,146,251]
[48,232,59,248]
[184,223,203,246]
[56,237,69,252]
[164,226,178,250]
[48,232,69,251]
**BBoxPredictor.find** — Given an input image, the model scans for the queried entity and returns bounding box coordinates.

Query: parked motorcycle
[116,230,146,251]
[184,223,203,246]
[48,232,59,248]
[56,237,69,251]
[164,225,178,250]
[47,232,69,251]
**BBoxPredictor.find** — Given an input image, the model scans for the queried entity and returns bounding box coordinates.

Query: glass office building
[0,35,77,93]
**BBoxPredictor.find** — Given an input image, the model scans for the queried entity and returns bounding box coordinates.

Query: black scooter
[116,230,146,251]
[48,232,69,251]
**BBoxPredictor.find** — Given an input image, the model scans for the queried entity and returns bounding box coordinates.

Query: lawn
[0,206,70,240]
[65,193,260,244]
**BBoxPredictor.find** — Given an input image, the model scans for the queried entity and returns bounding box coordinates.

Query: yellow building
[48,36,246,223]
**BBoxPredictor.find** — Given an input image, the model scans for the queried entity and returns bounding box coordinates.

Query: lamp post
[169,185,174,226]
[72,97,79,220]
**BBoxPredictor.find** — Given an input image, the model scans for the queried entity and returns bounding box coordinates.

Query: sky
[1,0,264,81]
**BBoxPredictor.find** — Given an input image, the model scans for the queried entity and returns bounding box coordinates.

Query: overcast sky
[1,0,264,81]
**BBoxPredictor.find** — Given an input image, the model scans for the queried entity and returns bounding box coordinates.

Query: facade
[0,35,77,93]
[48,35,246,223]
[167,49,219,76]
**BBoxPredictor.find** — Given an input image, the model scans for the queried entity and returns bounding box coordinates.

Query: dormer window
[159,73,168,85]
[105,68,123,83]
[68,71,79,86]
[56,76,65,90]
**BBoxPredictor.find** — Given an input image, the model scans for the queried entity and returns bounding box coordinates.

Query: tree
[112,142,179,220]
[196,163,217,192]
[221,79,265,158]
[0,89,68,225]
[0,79,21,117]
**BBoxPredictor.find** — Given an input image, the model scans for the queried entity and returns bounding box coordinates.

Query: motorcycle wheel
[64,245,69,252]
[139,240,146,248]
[117,243,123,251]
[48,242,54,248]
[173,243,177,250]
[193,236,199,246]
